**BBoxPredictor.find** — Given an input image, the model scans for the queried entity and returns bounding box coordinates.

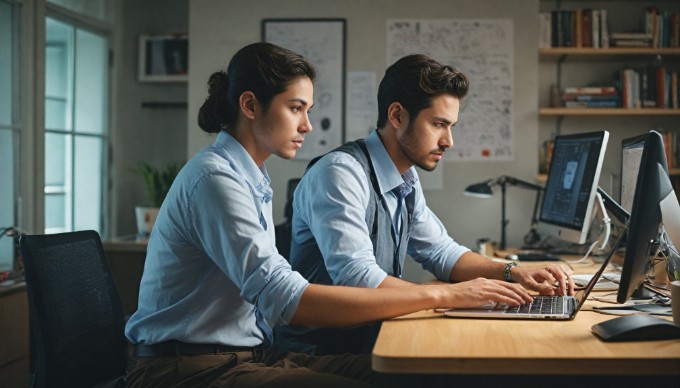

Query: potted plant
[131,161,183,238]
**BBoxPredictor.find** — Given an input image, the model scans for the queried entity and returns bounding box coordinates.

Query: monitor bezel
[616,130,670,303]
[538,130,610,245]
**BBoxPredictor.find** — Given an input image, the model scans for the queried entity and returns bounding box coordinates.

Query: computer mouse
[505,254,519,261]
[591,314,680,342]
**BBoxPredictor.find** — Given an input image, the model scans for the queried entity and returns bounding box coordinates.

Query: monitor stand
[630,284,657,300]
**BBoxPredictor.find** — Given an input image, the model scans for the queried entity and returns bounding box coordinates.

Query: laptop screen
[571,227,627,315]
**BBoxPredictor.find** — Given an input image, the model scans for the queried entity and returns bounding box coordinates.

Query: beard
[398,121,444,172]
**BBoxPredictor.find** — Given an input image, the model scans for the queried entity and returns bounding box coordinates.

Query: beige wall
[188,0,540,281]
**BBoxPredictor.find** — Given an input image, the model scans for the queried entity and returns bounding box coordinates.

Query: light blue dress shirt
[125,131,309,347]
[291,130,471,288]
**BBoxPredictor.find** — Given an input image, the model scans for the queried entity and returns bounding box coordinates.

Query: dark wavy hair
[376,54,469,129]
[197,42,316,133]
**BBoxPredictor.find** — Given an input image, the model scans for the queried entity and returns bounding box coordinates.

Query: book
[563,86,617,94]
[574,8,582,48]
[600,9,609,48]
[582,9,592,47]
[539,12,552,49]
[564,100,619,108]
[611,39,652,47]
[592,9,600,48]
[672,71,678,109]
[610,32,653,40]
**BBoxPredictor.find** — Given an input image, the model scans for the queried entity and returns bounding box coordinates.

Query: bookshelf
[540,47,680,58]
[540,107,680,116]
[539,1,680,200]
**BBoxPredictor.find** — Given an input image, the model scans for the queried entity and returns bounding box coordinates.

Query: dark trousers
[125,349,407,387]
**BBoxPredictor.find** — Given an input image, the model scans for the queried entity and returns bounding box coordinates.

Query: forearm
[449,251,506,282]
[378,275,416,288]
[290,283,442,327]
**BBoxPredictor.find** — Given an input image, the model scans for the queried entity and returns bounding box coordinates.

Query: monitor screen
[617,130,679,303]
[538,131,609,244]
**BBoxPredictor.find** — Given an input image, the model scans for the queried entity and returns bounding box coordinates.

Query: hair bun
[207,70,229,96]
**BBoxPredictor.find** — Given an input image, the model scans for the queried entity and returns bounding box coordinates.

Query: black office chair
[19,230,127,388]
[275,178,301,260]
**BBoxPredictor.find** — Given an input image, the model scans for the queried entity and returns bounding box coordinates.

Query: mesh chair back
[20,230,127,388]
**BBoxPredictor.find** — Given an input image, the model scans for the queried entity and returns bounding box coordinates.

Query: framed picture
[138,34,188,82]
[262,19,346,159]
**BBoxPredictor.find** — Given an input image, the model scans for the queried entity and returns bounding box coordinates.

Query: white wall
[188,0,540,281]
[112,0,188,237]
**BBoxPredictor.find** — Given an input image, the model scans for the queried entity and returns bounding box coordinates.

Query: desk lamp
[464,175,543,250]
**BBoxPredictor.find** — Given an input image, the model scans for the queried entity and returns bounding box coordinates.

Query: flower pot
[135,206,160,238]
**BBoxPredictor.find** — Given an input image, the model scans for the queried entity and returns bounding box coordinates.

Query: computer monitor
[617,130,680,303]
[538,131,609,245]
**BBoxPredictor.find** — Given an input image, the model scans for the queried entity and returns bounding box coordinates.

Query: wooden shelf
[539,47,680,58]
[539,108,680,116]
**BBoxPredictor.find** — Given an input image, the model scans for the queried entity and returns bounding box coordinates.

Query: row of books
[539,7,680,49]
[539,9,609,48]
[617,67,679,109]
[558,66,680,109]
[643,7,680,48]
[561,85,619,108]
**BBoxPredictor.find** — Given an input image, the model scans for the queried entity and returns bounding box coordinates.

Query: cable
[561,240,599,264]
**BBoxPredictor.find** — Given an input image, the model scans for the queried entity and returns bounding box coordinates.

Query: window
[44,16,109,234]
[0,0,20,271]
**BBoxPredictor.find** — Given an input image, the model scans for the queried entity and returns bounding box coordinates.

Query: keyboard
[493,296,566,315]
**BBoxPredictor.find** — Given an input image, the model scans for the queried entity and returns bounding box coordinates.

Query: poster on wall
[387,19,514,161]
[263,19,345,160]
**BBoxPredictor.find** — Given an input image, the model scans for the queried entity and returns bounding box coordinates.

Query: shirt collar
[215,131,273,203]
[365,130,418,196]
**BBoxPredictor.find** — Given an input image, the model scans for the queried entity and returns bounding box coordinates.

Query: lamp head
[464,179,495,198]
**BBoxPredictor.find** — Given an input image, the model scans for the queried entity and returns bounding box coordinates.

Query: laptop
[443,229,626,320]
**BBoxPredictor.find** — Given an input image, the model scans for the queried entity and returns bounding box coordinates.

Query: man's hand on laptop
[510,265,575,296]
[438,278,534,309]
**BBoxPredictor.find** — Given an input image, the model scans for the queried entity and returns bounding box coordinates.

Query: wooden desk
[372,260,680,377]
[0,281,29,387]
[102,237,147,317]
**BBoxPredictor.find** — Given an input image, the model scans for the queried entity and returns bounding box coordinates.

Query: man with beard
[273,54,573,356]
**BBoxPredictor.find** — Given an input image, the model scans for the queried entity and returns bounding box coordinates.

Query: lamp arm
[501,175,544,192]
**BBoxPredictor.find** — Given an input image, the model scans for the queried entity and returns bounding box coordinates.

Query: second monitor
[538,130,609,246]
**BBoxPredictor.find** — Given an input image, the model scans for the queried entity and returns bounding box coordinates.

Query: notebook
[443,230,625,320]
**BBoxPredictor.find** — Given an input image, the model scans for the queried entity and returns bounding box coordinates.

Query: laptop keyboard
[493,296,566,315]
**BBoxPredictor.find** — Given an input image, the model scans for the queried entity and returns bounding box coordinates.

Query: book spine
[656,67,666,108]
[592,9,600,48]
[672,71,678,109]
[539,12,552,49]
[575,8,582,48]
[563,11,572,47]
[564,100,619,108]
[563,86,617,94]
[600,9,609,48]
[552,10,560,47]
[582,9,592,47]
